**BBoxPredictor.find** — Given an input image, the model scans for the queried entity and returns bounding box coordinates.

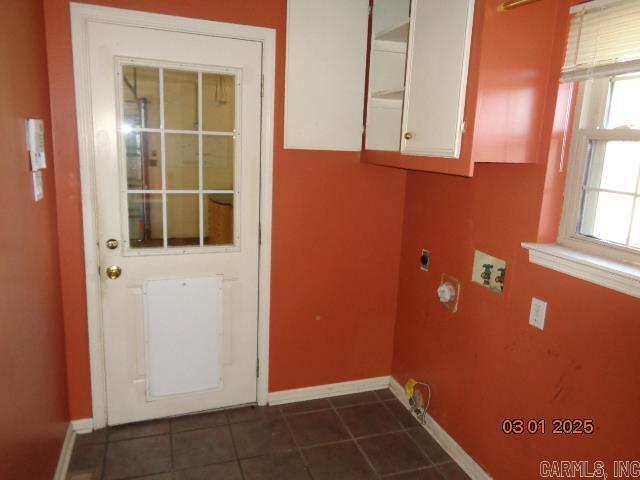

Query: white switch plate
[32,171,43,202]
[529,297,547,330]
[25,118,46,170]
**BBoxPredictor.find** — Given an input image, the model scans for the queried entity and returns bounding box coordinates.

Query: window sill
[521,243,640,299]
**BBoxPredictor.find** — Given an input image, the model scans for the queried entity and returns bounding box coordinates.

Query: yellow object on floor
[404,378,417,398]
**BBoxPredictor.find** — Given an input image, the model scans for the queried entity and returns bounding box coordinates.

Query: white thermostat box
[26,118,46,171]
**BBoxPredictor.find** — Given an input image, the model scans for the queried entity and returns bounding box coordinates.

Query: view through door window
[121,63,238,249]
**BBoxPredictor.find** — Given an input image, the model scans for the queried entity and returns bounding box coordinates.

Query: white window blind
[562,0,640,82]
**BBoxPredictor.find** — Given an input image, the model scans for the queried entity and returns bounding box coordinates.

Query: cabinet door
[284,0,369,151]
[401,0,474,158]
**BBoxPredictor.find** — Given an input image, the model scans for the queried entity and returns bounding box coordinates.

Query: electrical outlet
[529,297,547,330]
[420,249,430,272]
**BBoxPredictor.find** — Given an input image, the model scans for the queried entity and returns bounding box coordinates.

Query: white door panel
[87,22,262,425]
[144,276,223,399]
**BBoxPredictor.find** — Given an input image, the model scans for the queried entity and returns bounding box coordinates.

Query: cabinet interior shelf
[371,88,404,100]
[375,19,410,43]
[373,40,408,54]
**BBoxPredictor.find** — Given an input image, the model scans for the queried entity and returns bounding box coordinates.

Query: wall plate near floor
[472,250,507,294]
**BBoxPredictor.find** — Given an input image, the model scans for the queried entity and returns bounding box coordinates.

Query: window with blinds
[559,0,640,261]
[562,0,640,82]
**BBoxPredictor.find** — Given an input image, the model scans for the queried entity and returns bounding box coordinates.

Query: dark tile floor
[67,389,471,480]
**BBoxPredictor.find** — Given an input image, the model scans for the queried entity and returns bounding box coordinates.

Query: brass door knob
[106,265,122,279]
[404,132,413,140]
[105,238,119,249]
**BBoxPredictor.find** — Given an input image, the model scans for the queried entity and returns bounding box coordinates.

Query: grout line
[379,397,422,431]
[298,438,354,451]
[169,410,230,435]
[403,424,448,468]
[281,408,332,417]
[373,389,398,402]
[99,429,109,480]
[382,464,447,479]
[350,425,407,441]
[168,459,240,475]
[106,430,171,444]
[113,466,176,480]
[378,394,444,469]
[328,393,382,409]
[280,405,316,480]
[329,397,384,480]
[226,423,248,480]
[169,425,175,474]
[169,423,230,434]
[433,458,457,467]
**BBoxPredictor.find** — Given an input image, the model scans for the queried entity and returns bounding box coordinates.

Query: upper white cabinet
[366,0,475,158]
[401,0,474,158]
[284,0,369,151]
[285,0,474,158]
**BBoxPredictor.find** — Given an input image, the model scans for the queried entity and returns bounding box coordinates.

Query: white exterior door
[86,20,262,425]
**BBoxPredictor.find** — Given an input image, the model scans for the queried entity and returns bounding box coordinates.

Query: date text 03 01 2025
[501,419,595,435]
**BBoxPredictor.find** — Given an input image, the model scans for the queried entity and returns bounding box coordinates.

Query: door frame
[70,2,276,429]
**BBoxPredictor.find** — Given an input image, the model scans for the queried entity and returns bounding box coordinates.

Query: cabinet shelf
[373,40,408,54]
[375,19,410,43]
[371,87,404,101]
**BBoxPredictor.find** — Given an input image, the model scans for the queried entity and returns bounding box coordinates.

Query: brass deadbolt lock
[106,265,122,280]
[404,132,413,140]
[105,238,119,249]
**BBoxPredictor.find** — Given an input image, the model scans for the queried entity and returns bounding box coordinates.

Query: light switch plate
[25,118,46,170]
[472,250,507,293]
[529,297,547,330]
[32,171,43,202]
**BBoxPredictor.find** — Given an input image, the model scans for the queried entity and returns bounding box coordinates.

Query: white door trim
[70,2,276,429]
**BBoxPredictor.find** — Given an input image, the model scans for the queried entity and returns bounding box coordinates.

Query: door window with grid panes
[119,61,240,251]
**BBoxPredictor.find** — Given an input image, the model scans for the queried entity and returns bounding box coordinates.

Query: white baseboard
[53,423,75,480]
[389,377,492,480]
[268,376,391,405]
[71,418,94,434]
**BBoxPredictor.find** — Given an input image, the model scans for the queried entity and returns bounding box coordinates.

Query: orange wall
[394,171,640,479]
[391,1,640,478]
[0,1,69,478]
[42,0,406,418]
[471,0,553,165]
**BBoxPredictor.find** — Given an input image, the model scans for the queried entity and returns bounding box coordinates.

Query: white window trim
[523,76,640,298]
[521,243,640,298]
[560,77,640,261]
[559,130,640,265]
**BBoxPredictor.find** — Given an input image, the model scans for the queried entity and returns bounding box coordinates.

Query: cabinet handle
[404,132,413,140]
